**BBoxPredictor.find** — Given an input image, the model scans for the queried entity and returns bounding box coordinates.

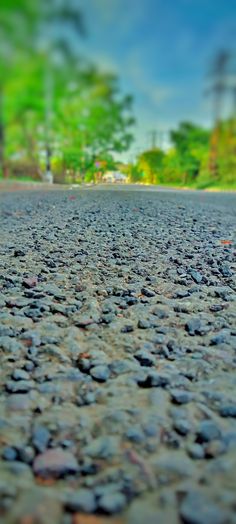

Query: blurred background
[0,0,236,189]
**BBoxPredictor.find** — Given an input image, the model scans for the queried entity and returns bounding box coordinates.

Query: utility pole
[148,130,157,149]
[148,130,166,150]
[205,50,231,178]
[157,130,165,149]
[206,50,230,124]
[229,52,236,124]
[228,54,236,150]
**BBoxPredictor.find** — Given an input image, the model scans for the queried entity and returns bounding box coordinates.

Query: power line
[147,130,167,149]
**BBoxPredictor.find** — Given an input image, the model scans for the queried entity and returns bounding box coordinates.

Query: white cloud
[86,0,120,23]
[84,50,119,73]
[124,51,177,106]
[143,84,177,105]
[86,0,147,32]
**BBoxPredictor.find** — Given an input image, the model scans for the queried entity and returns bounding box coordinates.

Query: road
[0,187,236,523]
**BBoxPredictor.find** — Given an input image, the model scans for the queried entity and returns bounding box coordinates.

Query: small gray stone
[110,359,138,375]
[180,491,228,524]
[138,371,170,388]
[174,419,191,436]
[84,436,119,459]
[204,440,226,458]
[219,404,236,418]
[32,425,51,453]
[196,420,221,443]
[170,389,193,405]
[65,489,96,513]
[141,287,156,298]
[210,332,229,346]
[187,443,205,460]
[185,318,208,336]
[17,446,35,464]
[12,369,30,381]
[2,447,18,461]
[189,270,203,284]
[5,380,35,393]
[134,350,155,367]
[138,319,151,329]
[98,492,126,514]
[125,426,144,443]
[33,448,79,478]
[152,307,169,318]
[90,365,110,382]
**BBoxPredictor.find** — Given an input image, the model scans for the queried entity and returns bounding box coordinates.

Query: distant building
[102,171,128,183]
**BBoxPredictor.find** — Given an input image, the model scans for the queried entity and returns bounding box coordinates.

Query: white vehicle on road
[103,171,127,183]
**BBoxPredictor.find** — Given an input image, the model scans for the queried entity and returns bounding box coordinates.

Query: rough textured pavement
[0,188,236,524]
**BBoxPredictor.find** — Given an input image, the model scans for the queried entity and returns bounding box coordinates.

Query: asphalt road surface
[0,187,236,524]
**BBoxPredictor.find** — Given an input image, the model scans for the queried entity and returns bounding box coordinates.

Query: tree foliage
[137,149,165,184]
[0,1,134,181]
[132,120,236,189]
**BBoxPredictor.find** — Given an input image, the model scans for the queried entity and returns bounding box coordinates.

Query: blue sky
[81,0,236,158]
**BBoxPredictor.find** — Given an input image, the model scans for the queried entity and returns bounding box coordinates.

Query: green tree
[0,0,36,176]
[137,148,165,184]
[0,1,134,182]
[170,122,210,184]
[4,54,134,182]
[35,0,85,182]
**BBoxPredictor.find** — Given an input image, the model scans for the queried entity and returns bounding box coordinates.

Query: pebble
[65,489,96,513]
[134,350,155,367]
[110,359,138,375]
[219,404,236,418]
[185,318,207,336]
[179,491,229,524]
[187,443,205,460]
[5,380,35,393]
[32,425,51,453]
[141,287,156,297]
[196,421,222,443]
[33,448,79,478]
[210,332,229,345]
[138,319,151,329]
[121,324,134,333]
[84,436,119,459]
[14,249,26,257]
[175,289,190,298]
[125,426,145,443]
[98,492,126,514]
[204,440,226,458]
[2,446,18,461]
[152,307,169,318]
[173,418,191,436]
[138,371,170,388]
[189,270,203,284]
[170,389,193,404]
[12,369,30,381]
[17,446,35,464]
[90,364,110,382]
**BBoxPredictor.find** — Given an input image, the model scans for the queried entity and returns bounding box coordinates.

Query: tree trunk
[182,171,187,185]
[209,125,220,178]
[0,87,8,178]
[44,144,53,184]
[43,66,54,184]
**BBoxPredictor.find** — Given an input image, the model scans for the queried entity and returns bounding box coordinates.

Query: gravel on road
[0,188,236,524]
